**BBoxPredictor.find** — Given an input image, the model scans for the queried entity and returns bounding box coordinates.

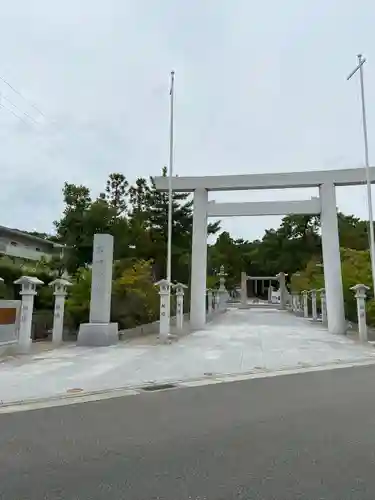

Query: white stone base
[77,322,119,346]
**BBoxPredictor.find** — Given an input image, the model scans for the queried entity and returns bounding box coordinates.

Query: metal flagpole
[347,55,375,295]
[166,71,175,329]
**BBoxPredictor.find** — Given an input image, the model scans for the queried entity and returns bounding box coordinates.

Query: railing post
[350,284,370,342]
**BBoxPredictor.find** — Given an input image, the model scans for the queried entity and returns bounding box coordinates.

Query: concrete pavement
[1,307,375,405]
[1,364,375,499]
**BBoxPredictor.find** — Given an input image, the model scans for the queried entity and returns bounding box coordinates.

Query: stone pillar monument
[350,284,369,342]
[14,276,44,353]
[49,278,71,345]
[77,234,118,346]
[320,183,345,334]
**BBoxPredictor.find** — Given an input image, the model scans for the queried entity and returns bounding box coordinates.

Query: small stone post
[277,272,287,310]
[268,284,273,303]
[302,290,309,318]
[173,282,187,330]
[49,278,72,345]
[298,293,303,313]
[318,288,327,324]
[214,290,220,310]
[14,276,44,353]
[310,289,318,321]
[240,272,247,305]
[218,265,229,310]
[155,279,171,341]
[350,284,370,342]
[291,292,298,313]
[207,289,213,315]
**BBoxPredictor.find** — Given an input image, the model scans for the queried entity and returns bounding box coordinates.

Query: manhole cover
[141,383,177,392]
[66,388,84,394]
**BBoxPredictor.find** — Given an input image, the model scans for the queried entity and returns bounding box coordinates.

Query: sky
[0,0,374,241]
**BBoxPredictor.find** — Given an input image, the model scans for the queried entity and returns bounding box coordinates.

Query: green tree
[105,173,128,217]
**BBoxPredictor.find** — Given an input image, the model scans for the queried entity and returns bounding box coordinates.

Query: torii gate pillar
[190,188,209,330]
[320,183,345,334]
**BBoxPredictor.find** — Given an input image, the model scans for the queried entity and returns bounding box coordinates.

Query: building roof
[0,225,64,248]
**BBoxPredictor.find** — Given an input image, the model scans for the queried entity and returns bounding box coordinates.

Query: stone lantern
[155,279,171,341]
[276,272,287,310]
[350,284,370,342]
[13,276,44,353]
[49,278,72,344]
[173,282,188,330]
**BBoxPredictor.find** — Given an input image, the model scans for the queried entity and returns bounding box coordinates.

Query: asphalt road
[1,366,375,499]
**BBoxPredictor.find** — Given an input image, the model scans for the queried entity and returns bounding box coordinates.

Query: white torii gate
[241,273,285,306]
[154,166,375,335]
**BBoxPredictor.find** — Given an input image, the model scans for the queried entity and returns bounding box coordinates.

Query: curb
[2,358,375,414]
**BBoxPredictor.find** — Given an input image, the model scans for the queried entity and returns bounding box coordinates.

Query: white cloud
[0,0,374,240]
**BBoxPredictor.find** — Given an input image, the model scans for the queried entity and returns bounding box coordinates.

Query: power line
[1,95,39,124]
[0,103,32,126]
[0,74,44,117]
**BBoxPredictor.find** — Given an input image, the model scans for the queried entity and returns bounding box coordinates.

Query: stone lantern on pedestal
[49,278,72,345]
[14,276,44,353]
[155,279,171,341]
[350,284,370,342]
[173,282,188,330]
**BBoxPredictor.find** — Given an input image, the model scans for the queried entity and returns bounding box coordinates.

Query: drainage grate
[141,383,177,392]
